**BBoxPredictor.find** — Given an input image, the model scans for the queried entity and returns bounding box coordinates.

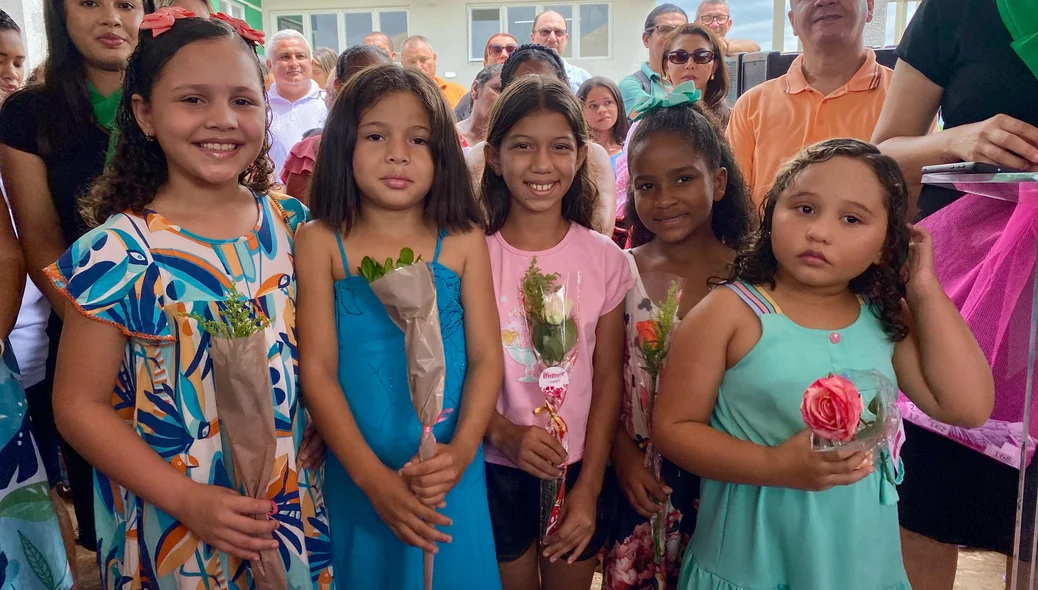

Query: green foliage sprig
[521,258,577,366]
[638,280,682,379]
[357,248,422,283]
[188,284,270,339]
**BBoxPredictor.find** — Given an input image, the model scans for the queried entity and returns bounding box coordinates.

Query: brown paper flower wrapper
[210,331,287,590]
[368,261,447,590]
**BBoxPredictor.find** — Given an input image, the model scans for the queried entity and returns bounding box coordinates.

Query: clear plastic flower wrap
[630,273,684,576]
[519,258,580,540]
[802,369,902,456]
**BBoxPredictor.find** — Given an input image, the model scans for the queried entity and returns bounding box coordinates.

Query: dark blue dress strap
[335,232,352,277]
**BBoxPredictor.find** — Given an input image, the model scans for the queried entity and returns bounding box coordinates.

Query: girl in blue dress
[296,64,504,589]
[654,138,995,590]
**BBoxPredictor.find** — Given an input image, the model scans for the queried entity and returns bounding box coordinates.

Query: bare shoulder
[295,219,336,247]
[440,226,488,278]
[687,285,752,328]
[294,220,340,267]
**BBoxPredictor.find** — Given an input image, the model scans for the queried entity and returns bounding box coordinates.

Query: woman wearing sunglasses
[454,33,519,121]
[660,24,730,127]
[611,24,730,247]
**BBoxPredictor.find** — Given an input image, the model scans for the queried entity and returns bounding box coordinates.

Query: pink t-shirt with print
[485,224,635,468]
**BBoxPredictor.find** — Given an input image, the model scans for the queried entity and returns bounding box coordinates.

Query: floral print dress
[0,341,73,590]
[45,194,333,590]
[602,252,699,590]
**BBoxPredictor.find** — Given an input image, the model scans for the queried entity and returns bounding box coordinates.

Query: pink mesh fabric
[898,189,1038,468]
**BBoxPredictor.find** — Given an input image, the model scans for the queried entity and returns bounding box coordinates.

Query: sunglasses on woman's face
[488,43,519,57]
[667,48,717,65]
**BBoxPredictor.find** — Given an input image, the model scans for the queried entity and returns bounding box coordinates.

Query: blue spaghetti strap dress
[323,230,502,589]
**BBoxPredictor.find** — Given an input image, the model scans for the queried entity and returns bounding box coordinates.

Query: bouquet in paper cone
[358,247,447,590]
[632,275,683,581]
[188,285,286,590]
[519,258,579,539]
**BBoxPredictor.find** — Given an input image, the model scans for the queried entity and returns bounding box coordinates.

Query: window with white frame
[468,3,611,62]
[217,0,246,20]
[270,9,409,56]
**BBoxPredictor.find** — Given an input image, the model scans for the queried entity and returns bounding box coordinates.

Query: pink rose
[800,374,863,442]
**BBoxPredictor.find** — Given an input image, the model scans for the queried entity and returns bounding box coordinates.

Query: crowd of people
[0,0,1036,589]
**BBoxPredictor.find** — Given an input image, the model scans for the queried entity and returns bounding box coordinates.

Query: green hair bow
[631,81,703,122]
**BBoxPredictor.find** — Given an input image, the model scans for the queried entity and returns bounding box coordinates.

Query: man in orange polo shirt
[401,35,468,109]
[727,0,892,206]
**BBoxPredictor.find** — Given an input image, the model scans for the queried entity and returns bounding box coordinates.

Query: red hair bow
[212,12,266,46]
[139,7,195,37]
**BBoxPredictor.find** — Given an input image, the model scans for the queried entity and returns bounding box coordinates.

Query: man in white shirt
[530,10,591,93]
[266,30,328,180]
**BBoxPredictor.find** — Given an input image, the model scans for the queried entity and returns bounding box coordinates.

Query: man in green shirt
[618,3,687,120]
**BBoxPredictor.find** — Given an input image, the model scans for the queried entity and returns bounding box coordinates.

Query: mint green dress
[679,282,910,590]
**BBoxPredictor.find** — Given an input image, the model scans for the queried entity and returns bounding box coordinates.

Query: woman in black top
[872,0,1038,587]
[0,0,144,555]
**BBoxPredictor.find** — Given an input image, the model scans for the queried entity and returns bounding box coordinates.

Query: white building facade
[263,0,657,89]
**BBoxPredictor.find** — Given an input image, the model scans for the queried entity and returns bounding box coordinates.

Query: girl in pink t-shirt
[479,74,635,590]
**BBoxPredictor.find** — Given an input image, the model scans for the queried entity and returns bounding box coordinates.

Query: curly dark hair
[83,17,271,226]
[309,64,482,235]
[624,101,751,250]
[727,138,911,342]
[576,76,629,148]
[500,44,568,90]
[482,75,598,235]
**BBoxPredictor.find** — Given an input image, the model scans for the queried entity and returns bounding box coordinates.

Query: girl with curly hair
[653,138,994,590]
[45,12,333,589]
[602,99,751,590]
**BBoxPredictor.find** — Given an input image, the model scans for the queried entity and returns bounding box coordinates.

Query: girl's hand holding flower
[542,482,597,564]
[612,434,670,518]
[772,430,874,492]
[400,443,471,508]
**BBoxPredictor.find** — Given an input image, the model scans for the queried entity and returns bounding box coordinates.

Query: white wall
[263,0,657,87]
[0,0,46,72]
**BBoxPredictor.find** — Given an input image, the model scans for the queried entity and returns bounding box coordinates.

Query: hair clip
[139,6,195,37]
[630,81,702,122]
[211,12,265,46]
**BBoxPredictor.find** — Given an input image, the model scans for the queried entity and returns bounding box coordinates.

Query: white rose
[543,296,567,325]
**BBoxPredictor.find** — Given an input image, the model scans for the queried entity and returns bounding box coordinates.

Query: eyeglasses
[536,27,568,38]
[666,48,717,65]
[698,14,729,25]
[488,43,519,57]
[645,24,679,37]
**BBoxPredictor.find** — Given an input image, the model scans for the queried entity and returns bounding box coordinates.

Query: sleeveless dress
[680,282,909,590]
[602,252,699,590]
[0,340,73,590]
[324,231,502,589]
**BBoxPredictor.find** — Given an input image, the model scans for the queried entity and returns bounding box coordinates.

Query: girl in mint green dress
[652,139,995,590]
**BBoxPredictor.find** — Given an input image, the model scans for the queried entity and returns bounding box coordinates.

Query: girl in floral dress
[46,12,332,589]
[602,100,751,589]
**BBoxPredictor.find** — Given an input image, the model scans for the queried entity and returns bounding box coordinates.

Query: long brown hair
[660,24,729,115]
[727,139,911,342]
[308,64,482,235]
[482,75,598,235]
